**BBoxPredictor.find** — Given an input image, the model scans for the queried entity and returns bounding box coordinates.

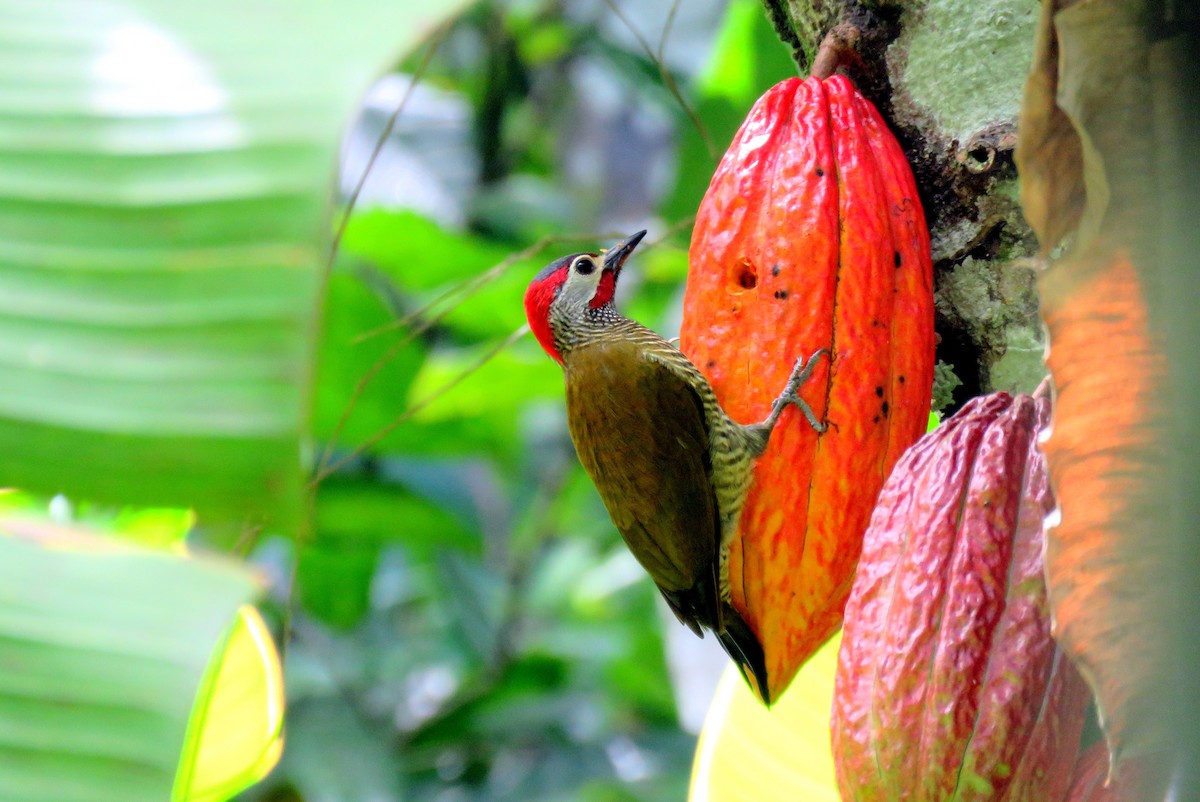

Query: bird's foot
[766,349,829,433]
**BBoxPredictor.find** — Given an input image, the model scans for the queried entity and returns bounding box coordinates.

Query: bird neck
[551,302,628,361]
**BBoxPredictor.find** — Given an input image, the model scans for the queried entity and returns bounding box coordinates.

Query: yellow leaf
[175,605,285,802]
[690,633,840,802]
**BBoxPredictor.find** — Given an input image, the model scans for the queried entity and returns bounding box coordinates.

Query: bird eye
[573,257,595,275]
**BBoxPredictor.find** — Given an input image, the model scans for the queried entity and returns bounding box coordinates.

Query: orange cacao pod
[679,75,934,701]
[832,392,1090,802]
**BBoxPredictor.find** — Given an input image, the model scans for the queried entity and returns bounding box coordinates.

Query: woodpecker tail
[716,604,771,706]
[657,579,771,704]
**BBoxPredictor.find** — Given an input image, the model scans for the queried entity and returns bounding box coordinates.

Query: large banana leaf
[0,517,263,802]
[0,0,465,527]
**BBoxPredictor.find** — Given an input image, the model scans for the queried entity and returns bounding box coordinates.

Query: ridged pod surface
[679,75,934,701]
[832,393,1090,802]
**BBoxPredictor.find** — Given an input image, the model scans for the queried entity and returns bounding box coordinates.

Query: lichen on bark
[760,0,851,71]
[757,0,1046,409]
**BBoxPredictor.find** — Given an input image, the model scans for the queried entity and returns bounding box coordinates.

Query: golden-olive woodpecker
[523,231,827,702]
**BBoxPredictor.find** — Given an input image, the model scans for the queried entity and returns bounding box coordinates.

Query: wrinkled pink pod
[832,392,1089,801]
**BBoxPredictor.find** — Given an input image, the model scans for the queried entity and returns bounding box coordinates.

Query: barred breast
[563,316,762,602]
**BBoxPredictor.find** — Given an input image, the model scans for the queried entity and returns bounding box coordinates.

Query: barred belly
[706,415,758,601]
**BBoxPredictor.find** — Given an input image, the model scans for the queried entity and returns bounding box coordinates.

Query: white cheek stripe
[558,256,604,308]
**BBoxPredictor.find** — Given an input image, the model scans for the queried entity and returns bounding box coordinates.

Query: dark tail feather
[657,584,770,704]
[716,604,771,706]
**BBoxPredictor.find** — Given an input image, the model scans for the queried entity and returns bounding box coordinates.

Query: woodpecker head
[524,230,646,364]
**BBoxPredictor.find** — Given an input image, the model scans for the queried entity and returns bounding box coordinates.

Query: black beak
[602,230,647,275]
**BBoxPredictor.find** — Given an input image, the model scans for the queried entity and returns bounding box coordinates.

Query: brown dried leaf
[1018,0,1155,257]
[1021,0,1174,771]
[1016,0,1085,252]
[1040,247,1169,766]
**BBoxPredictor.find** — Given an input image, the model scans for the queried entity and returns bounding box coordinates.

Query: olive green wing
[564,338,721,633]
[564,338,771,699]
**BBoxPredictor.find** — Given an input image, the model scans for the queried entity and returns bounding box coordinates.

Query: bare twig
[351,231,619,345]
[603,0,717,160]
[657,0,682,63]
[305,15,458,499]
[315,231,618,476]
[327,18,458,268]
[313,324,530,486]
[317,218,693,481]
[291,16,461,666]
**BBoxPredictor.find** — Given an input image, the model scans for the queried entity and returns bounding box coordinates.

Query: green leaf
[314,267,427,455]
[0,0,470,528]
[402,343,565,461]
[662,0,797,222]
[0,492,198,550]
[338,208,554,343]
[340,209,523,290]
[316,477,480,557]
[0,520,260,802]
[297,543,380,630]
[177,606,283,802]
[270,697,404,802]
[299,473,482,628]
[436,551,507,664]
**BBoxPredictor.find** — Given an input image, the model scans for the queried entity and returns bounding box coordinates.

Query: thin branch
[232,522,262,557]
[306,16,458,490]
[315,1,702,475]
[603,0,717,161]
[652,213,696,242]
[352,231,618,345]
[326,18,457,268]
[657,0,682,63]
[292,18,462,663]
[276,541,300,674]
[312,324,530,486]
[318,222,692,477]
[315,231,618,476]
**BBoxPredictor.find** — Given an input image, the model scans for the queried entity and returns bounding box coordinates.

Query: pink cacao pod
[832,392,1090,801]
[1063,742,1154,802]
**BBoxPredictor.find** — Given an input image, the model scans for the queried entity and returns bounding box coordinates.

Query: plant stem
[810,22,862,80]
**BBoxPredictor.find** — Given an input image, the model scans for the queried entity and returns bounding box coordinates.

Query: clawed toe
[760,348,831,435]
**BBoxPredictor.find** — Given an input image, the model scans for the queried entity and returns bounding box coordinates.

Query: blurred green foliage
[0,0,801,797]
[7,1,1178,797]
[0,0,440,531]
[238,2,801,799]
